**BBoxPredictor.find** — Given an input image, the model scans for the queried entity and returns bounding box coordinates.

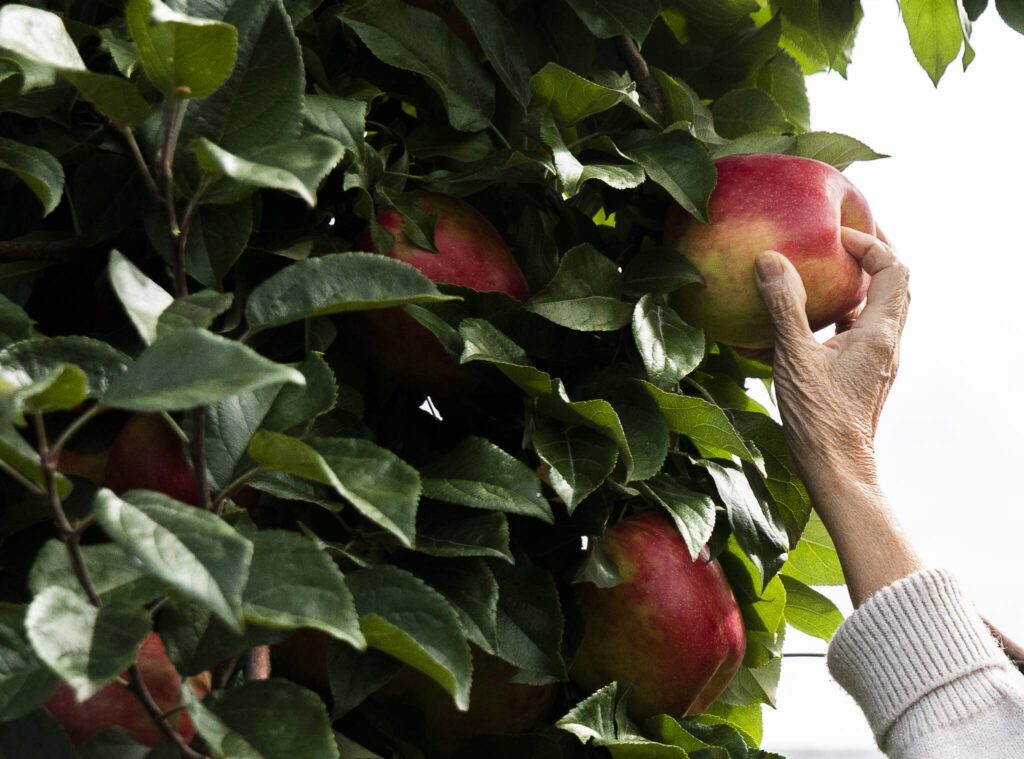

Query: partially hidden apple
[570,511,746,718]
[664,152,875,349]
[105,413,258,509]
[44,632,209,746]
[351,192,529,395]
[377,646,557,757]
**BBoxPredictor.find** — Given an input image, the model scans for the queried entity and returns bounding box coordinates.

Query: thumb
[754,251,815,351]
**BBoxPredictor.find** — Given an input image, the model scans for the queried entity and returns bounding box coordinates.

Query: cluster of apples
[49,151,873,752]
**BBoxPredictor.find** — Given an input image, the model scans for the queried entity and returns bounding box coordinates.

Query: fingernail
[755,252,783,282]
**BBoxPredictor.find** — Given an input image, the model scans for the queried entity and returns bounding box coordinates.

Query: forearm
[803,464,923,607]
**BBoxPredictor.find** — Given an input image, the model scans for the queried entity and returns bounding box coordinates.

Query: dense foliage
[0,0,1018,757]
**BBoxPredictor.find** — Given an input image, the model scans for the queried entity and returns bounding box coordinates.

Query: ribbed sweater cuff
[826,568,1009,744]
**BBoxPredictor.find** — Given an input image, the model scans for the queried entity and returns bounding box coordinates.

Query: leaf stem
[488,121,512,150]
[0,457,45,495]
[211,466,266,515]
[51,404,106,459]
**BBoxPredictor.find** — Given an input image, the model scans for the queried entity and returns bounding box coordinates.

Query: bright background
[757,5,1024,756]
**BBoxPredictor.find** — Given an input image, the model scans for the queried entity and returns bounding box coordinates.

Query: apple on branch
[44,632,209,747]
[665,152,875,349]
[570,511,747,718]
[351,192,529,395]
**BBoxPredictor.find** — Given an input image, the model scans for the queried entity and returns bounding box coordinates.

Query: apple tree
[0,1,1013,757]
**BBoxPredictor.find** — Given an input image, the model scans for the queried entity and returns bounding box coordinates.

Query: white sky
[758,5,1024,754]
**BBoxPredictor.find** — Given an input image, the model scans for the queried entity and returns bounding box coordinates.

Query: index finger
[840,226,910,339]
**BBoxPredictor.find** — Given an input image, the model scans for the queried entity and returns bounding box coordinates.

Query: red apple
[570,511,746,718]
[664,152,875,349]
[44,632,208,747]
[378,646,557,757]
[351,192,528,395]
[105,414,258,509]
[56,449,109,485]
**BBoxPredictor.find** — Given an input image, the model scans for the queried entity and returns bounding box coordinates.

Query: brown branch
[126,665,207,759]
[244,646,271,681]
[0,239,86,263]
[616,36,664,114]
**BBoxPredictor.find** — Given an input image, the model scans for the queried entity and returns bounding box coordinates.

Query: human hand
[752,227,910,490]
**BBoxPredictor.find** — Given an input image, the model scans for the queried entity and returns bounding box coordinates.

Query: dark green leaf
[643,383,757,464]
[643,475,717,560]
[533,424,617,513]
[303,95,367,154]
[0,711,76,759]
[650,69,723,144]
[453,0,531,105]
[101,328,305,412]
[710,88,791,138]
[0,138,63,216]
[337,0,494,132]
[157,290,235,338]
[530,63,628,126]
[107,250,173,346]
[421,436,552,523]
[755,51,809,131]
[526,244,632,332]
[791,130,888,170]
[242,530,365,649]
[618,131,717,223]
[25,587,150,700]
[633,295,705,388]
[328,643,402,717]
[347,565,472,710]
[260,352,336,433]
[28,540,166,606]
[0,295,37,351]
[415,557,499,654]
[564,0,660,41]
[126,0,237,99]
[490,559,564,682]
[180,685,261,759]
[245,252,457,332]
[0,604,58,722]
[94,489,254,631]
[416,505,513,563]
[622,247,704,297]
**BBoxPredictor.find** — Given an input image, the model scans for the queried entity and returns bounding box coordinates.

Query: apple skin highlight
[665,153,874,349]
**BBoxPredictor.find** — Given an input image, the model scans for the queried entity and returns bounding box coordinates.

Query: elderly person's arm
[754,228,1024,758]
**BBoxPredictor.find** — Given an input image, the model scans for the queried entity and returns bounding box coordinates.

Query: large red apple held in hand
[44,632,208,746]
[105,413,257,509]
[664,152,875,349]
[352,192,529,395]
[570,510,746,718]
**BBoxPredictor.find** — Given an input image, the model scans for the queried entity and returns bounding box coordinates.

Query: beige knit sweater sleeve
[826,568,1024,758]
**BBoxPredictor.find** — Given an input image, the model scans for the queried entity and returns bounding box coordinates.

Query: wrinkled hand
[753,227,910,489]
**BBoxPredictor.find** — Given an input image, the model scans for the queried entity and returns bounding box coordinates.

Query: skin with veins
[665,153,874,349]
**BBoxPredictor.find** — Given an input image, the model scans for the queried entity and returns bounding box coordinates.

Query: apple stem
[616,36,664,114]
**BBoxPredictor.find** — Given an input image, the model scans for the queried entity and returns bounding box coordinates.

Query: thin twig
[616,36,664,114]
[190,407,211,510]
[244,646,271,681]
[0,456,45,495]
[0,239,86,263]
[52,405,105,459]
[126,664,207,759]
[119,127,162,204]
[212,467,266,515]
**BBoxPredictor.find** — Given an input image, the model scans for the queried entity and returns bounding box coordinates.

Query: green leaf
[0,294,37,351]
[533,424,617,513]
[181,685,262,759]
[107,250,173,346]
[415,557,499,654]
[779,575,843,641]
[530,63,628,126]
[421,436,552,523]
[94,489,254,632]
[0,422,71,498]
[303,95,367,153]
[157,290,235,338]
[574,542,624,589]
[618,131,717,223]
[188,0,303,154]
[755,51,809,132]
[347,565,472,710]
[245,252,457,332]
[0,710,76,757]
[250,431,420,547]
[642,383,757,464]
[782,511,844,586]
[622,247,704,297]
[205,680,340,759]
[337,0,494,132]
[791,131,888,170]
[0,5,151,127]
[710,88,791,139]
[0,138,63,216]
[556,682,618,743]
[126,0,237,98]
[588,376,669,483]
[101,328,305,412]
[632,295,705,388]
[643,475,717,560]
[526,244,632,332]
[649,69,723,144]
[996,0,1024,31]
[491,559,564,681]
[192,136,344,207]
[703,461,789,586]
[25,587,150,700]
[458,318,555,397]
[773,0,862,73]
[452,0,531,105]
[416,505,513,563]
[327,643,402,717]
[28,541,166,606]
[242,530,365,649]
[259,352,336,434]
[0,603,58,722]
[564,0,660,41]
[900,0,964,85]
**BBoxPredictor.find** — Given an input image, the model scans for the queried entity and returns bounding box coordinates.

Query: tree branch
[616,36,664,114]
[0,239,86,263]
[244,646,271,681]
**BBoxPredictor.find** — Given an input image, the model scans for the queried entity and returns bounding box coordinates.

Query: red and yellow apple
[351,192,529,395]
[104,413,258,509]
[44,632,208,746]
[570,510,746,718]
[664,152,875,349]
